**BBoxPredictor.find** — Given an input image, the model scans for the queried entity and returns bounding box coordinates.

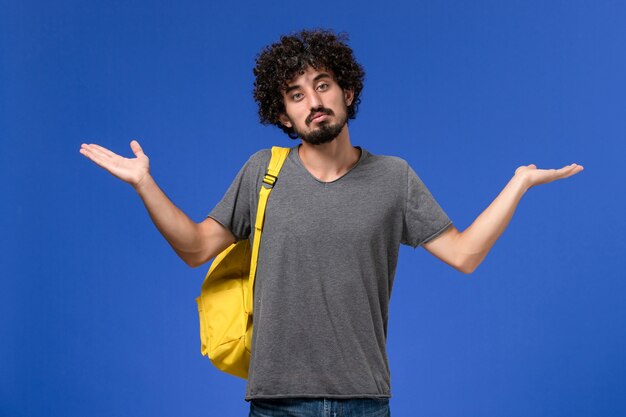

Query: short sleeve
[207,152,265,241]
[401,163,453,248]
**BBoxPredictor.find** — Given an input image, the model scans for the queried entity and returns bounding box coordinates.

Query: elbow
[177,250,206,269]
[184,254,209,268]
[460,264,476,275]
[180,255,198,268]
[457,248,488,275]
[458,258,478,275]
[184,258,201,268]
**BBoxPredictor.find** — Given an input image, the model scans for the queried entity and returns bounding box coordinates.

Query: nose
[307,89,322,109]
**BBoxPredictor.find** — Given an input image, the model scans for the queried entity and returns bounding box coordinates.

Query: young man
[80,29,583,417]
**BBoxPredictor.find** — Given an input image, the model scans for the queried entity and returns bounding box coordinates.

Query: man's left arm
[422,163,585,274]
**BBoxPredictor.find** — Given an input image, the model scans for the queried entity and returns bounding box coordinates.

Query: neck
[298,125,361,182]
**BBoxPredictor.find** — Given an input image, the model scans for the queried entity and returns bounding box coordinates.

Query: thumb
[130,140,145,157]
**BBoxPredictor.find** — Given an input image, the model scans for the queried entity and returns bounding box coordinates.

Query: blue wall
[2,0,625,416]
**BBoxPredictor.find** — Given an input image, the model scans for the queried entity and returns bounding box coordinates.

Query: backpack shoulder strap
[245,146,290,314]
[262,146,290,187]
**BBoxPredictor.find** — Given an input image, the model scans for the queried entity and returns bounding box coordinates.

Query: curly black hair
[253,29,365,138]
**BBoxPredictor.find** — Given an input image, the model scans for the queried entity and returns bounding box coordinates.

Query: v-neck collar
[290,144,368,185]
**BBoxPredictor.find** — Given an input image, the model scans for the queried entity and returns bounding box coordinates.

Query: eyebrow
[284,73,332,94]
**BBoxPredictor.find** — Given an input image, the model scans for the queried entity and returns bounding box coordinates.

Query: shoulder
[246,148,272,167]
[237,147,291,183]
[363,151,410,174]
[234,148,273,176]
[247,146,294,170]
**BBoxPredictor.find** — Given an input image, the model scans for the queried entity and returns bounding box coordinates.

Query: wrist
[133,172,154,195]
[511,172,531,194]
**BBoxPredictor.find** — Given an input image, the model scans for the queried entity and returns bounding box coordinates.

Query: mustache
[306,108,334,125]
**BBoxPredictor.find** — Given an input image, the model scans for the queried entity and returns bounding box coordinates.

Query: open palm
[79,140,150,187]
[515,163,584,189]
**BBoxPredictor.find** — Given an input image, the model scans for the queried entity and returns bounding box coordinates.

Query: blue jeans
[248,397,390,417]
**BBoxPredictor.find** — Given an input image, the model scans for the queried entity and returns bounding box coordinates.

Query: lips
[311,113,327,122]
[308,110,331,124]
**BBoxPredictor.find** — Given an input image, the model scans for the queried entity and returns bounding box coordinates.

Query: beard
[299,120,346,145]
[291,107,348,146]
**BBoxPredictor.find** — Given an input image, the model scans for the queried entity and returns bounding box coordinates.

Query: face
[279,67,354,145]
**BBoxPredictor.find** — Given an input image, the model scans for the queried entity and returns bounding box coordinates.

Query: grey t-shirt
[208,144,453,401]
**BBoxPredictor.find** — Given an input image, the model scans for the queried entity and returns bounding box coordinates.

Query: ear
[278,113,292,128]
[344,88,354,106]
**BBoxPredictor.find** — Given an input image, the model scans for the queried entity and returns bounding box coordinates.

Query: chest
[260,172,403,246]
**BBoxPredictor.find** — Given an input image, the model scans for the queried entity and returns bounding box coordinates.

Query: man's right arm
[80,140,236,267]
[133,174,236,267]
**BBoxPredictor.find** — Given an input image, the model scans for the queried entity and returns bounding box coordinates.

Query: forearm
[133,174,203,263]
[458,173,529,273]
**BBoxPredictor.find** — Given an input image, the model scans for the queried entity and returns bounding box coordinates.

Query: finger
[130,140,145,157]
[79,147,112,169]
[560,164,581,172]
[564,165,585,176]
[86,143,119,159]
[80,143,111,160]
[557,164,584,179]
[83,144,114,162]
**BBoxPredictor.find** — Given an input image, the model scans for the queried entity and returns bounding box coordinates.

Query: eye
[292,92,304,101]
[317,82,329,91]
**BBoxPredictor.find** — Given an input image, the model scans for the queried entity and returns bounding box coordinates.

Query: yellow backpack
[195,146,290,379]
